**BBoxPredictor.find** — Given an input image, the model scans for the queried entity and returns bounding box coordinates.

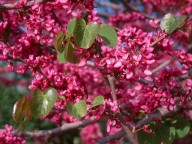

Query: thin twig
[107,75,117,101]
[120,0,156,20]
[95,2,120,11]
[150,34,168,47]
[51,9,63,28]
[107,75,138,144]
[152,58,174,74]
[97,129,125,144]
[175,69,192,81]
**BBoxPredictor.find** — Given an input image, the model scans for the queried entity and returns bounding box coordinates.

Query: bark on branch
[0,0,51,10]
[13,117,96,138]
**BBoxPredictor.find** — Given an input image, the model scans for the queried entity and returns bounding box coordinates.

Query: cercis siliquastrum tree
[0,0,192,144]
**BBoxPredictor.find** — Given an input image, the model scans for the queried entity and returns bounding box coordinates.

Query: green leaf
[53,31,65,53]
[169,15,187,33]
[66,101,74,115]
[67,18,76,36]
[65,33,73,40]
[175,15,187,27]
[92,95,104,108]
[137,123,175,144]
[21,97,31,119]
[13,96,26,123]
[13,96,31,126]
[57,40,79,64]
[66,100,87,118]
[173,116,190,138]
[99,24,117,47]
[57,50,66,63]
[160,13,187,34]
[30,88,58,118]
[64,40,79,63]
[73,18,100,48]
[160,13,175,34]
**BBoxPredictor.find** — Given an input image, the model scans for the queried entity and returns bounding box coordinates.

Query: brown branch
[152,58,174,74]
[150,34,168,47]
[107,75,117,101]
[136,97,192,129]
[97,129,125,144]
[95,2,120,11]
[118,115,138,144]
[97,13,111,19]
[13,117,96,137]
[51,9,63,28]
[107,75,138,144]
[175,69,192,81]
[119,0,156,20]
[98,99,192,143]
[0,0,51,10]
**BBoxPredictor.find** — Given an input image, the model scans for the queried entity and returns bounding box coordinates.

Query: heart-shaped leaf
[53,31,65,53]
[13,96,31,125]
[160,13,187,34]
[64,40,79,63]
[30,88,58,118]
[160,13,175,34]
[13,96,26,123]
[173,116,190,138]
[57,50,66,63]
[57,40,79,63]
[92,95,104,108]
[99,24,117,47]
[73,18,100,48]
[67,18,76,36]
[22,97,31,119]
[66,100,87,118]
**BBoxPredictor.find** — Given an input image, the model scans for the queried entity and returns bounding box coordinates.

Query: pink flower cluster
[81,123,103,144]
[98,26,155,81]
[0,125,26,144]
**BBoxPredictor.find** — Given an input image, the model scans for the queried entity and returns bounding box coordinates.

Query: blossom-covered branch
[97,97,192,143]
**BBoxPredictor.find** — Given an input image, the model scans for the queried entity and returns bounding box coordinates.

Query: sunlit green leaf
[99,24,117,47]
[66,100,87,118]
[67,18,76,36]
[30,88,58,118]
[73,18,100,48]
[160,13,187,34]
[92,95,104,108]
[57,50,66,63]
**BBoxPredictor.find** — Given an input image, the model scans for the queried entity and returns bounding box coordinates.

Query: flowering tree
[0,0,192,143]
